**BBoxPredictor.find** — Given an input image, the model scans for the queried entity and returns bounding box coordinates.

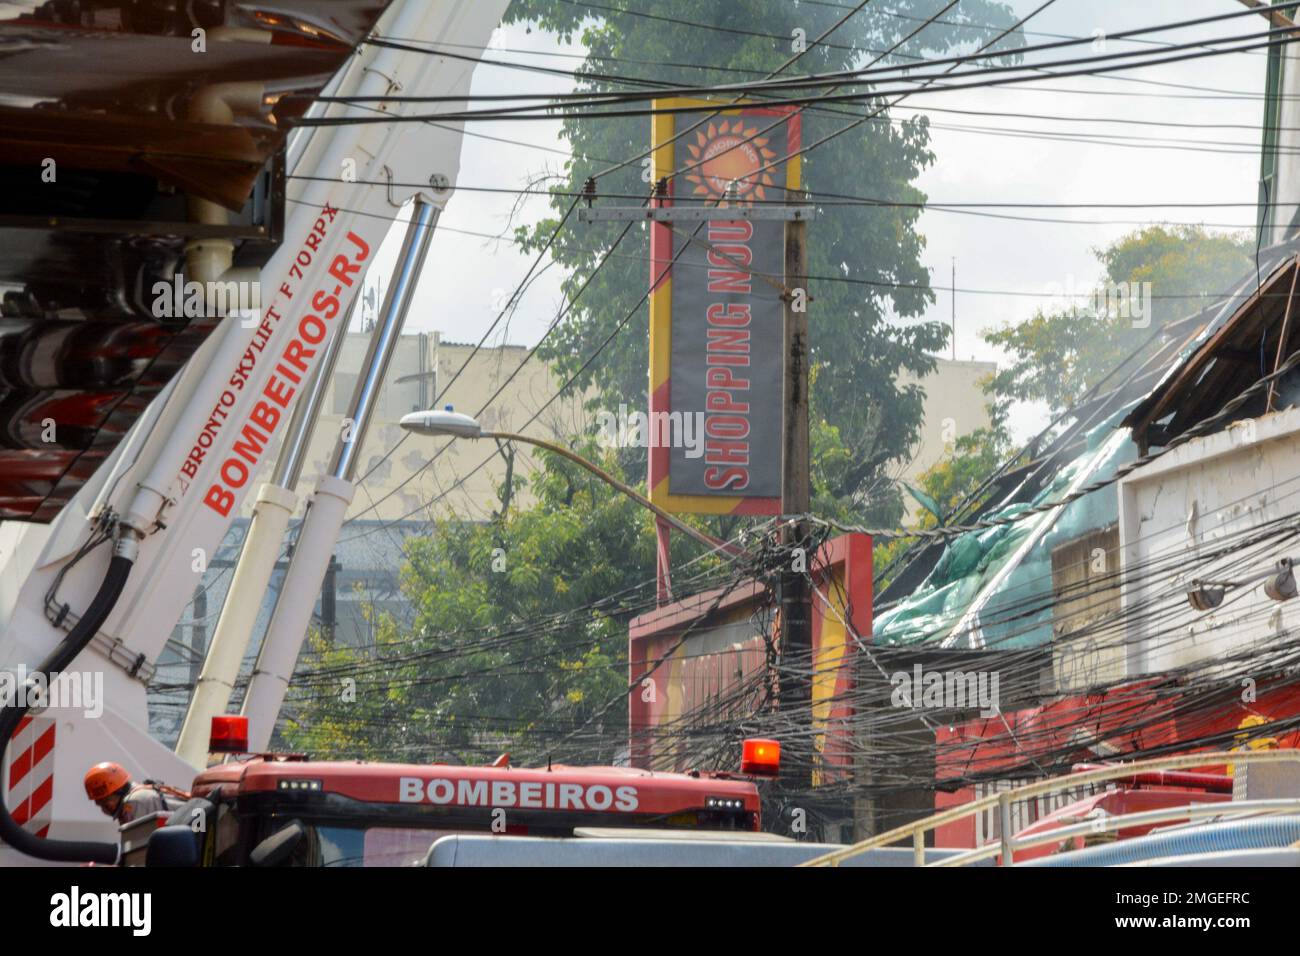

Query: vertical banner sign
[648,99,801,516]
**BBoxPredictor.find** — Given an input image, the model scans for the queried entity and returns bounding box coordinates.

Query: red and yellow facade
[628,533,870,785]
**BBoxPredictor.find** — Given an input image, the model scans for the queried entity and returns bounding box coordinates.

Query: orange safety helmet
[84,762,131,802]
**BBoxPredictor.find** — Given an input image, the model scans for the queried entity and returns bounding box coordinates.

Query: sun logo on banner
[684,119,780,205]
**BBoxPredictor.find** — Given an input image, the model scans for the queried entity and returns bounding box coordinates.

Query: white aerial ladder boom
[0,0,509,863]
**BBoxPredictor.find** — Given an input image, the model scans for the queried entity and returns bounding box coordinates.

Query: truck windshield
[303,825,461,867]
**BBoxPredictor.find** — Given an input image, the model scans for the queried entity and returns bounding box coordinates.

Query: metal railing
[801,749,1300,867]
[934,797,1300,866]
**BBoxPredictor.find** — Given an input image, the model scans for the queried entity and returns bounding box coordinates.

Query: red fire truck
[138,719,780,867]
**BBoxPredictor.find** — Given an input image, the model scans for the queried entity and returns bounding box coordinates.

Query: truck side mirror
[249,819,305,867]
[145,825,201,867]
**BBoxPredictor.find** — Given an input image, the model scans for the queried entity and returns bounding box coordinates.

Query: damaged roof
[1125,238,1300,451]
[876,235,1300,649]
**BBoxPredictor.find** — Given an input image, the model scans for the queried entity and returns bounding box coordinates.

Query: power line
[264,502,1300,791]
[686,13,1273,202]
[587,0,885,187]
[289,173,1294,229]
[379,32,1274,104]
[295,5,1272,542]
[354,195,584,487]
[329,0,1061,543]
[293,20,1296,125]
[816,331,1300,543]
[341,4,874,523]
[800,0,1273,59]
[427,219,1271,301]
[533,0,1287,89]
[339,206,713,540]
[590,0,1050,215]
[338,210,643,527]
[375,32,1275,102]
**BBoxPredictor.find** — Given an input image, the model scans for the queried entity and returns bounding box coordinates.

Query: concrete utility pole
[781,192,813,791]
[575,192,818,788]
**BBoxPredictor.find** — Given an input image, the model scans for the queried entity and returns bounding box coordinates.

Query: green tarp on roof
[873,409,1135,650]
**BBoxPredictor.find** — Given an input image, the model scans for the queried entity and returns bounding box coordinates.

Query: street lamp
[399,408,723,552]
[1185,557,1299,611]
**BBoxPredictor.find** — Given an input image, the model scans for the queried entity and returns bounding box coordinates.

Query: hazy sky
[363,0,1271,443]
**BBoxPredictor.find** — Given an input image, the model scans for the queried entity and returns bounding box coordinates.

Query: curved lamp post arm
[484,431,726,552]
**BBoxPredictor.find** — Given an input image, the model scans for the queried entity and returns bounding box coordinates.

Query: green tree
[983,225,1254,414]
[281,442,715,763]
[504,0,1023,524]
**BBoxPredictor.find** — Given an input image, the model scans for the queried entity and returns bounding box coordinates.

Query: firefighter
[83,762,185,825]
